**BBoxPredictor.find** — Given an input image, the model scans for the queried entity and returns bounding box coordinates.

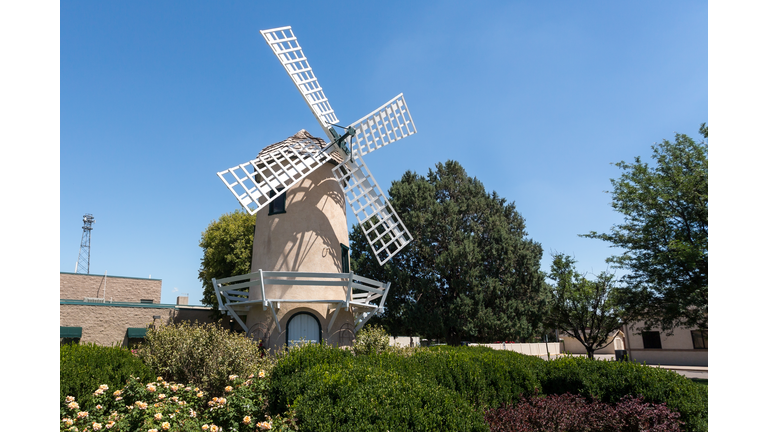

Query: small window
[268,188,287,215]
[140,299,154,304]
[691,330,708,349]
[641,331,662,349]
[340,243,350,273]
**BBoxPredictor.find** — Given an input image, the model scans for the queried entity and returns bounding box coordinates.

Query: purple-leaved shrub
[485,392,683,432]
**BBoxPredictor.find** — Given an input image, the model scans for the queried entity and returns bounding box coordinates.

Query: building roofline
[60,299,213,310]
[60,271,162,281]
[61,300,178,309]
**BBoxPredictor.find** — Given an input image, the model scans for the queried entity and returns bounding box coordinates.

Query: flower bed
[60,373,297,432]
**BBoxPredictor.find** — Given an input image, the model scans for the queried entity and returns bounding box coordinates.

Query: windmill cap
[256,130,344,164]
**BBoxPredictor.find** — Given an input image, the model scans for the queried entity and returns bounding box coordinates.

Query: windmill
[212,26,417,350]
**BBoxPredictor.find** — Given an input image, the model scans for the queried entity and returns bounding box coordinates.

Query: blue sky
[56,1,708,305]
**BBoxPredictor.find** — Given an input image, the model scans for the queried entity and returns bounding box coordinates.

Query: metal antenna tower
[76,214,95,274]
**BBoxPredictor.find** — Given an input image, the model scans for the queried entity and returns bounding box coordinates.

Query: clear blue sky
[56,1,708,305]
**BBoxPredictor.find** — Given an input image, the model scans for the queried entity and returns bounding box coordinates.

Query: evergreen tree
[351,160,549,345]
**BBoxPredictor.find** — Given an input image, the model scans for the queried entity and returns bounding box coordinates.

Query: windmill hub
[328,126,354,156]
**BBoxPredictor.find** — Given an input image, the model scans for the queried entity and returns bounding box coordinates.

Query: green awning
[126,327,148,339]
[60,327,82,338]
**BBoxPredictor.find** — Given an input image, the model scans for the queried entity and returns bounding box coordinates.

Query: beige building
[622,322,708,366]
[556,322,707,367]
[60,272,218,347]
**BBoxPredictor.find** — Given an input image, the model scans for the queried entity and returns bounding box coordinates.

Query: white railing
[212,271,391,334]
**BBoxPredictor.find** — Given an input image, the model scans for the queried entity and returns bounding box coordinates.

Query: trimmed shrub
[271,344,706,431]
[485,393,683,432]
[268,343,355,414]
[387,347,544,408]
[60,342,154,409]
[137,321,271,396]
[269,343,487,432]
[541,356,707,432]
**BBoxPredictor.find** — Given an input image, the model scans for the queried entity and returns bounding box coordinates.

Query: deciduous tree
[198,210,257,316]
[546,253,624,359]
[350,160,549,345]
[582,124,708,332]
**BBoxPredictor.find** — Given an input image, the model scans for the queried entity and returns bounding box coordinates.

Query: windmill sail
[217,131,338,215]
[255,26,417,266]
[332,153,412,265]
[260,26,338,140]
[346,94,417,157]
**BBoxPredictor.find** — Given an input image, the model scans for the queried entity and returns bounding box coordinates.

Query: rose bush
[60,372,297,432]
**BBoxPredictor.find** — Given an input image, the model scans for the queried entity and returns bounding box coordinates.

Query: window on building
[340,243,350,273]
[140,299,154,304]
[691,330,708,349]
[268,188,287,215]
[641,331,662,349]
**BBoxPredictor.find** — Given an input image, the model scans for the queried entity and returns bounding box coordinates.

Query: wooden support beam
[327,302,342,332]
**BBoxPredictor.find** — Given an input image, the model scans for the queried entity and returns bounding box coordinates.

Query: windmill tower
[213,26,417,351]
[76,214,95,274]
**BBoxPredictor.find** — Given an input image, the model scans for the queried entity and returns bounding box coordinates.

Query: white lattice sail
[332,153,412,265]
[260,26,338,139]
[217,132,335,215]
[346,93,417,157]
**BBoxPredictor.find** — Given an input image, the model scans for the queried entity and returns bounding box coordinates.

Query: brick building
[60,272,219,346]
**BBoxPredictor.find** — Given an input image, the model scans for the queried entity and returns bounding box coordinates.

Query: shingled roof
[257,129,344,164]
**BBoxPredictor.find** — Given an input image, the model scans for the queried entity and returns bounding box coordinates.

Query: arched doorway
[286,312,321,347]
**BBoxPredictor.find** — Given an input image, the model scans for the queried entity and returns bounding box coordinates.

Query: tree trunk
[586,347,595,359]
[447,327,462,346]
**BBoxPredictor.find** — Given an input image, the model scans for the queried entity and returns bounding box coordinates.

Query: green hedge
[270,344,707,432]
[286,360,487,432]
[540,356,708,432]
[367,347,543,409]
[269,343,487,431]
[268,344,543,431]
[60,343,155,409]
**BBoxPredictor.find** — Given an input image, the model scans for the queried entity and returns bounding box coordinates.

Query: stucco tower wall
[246,163,353,349]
